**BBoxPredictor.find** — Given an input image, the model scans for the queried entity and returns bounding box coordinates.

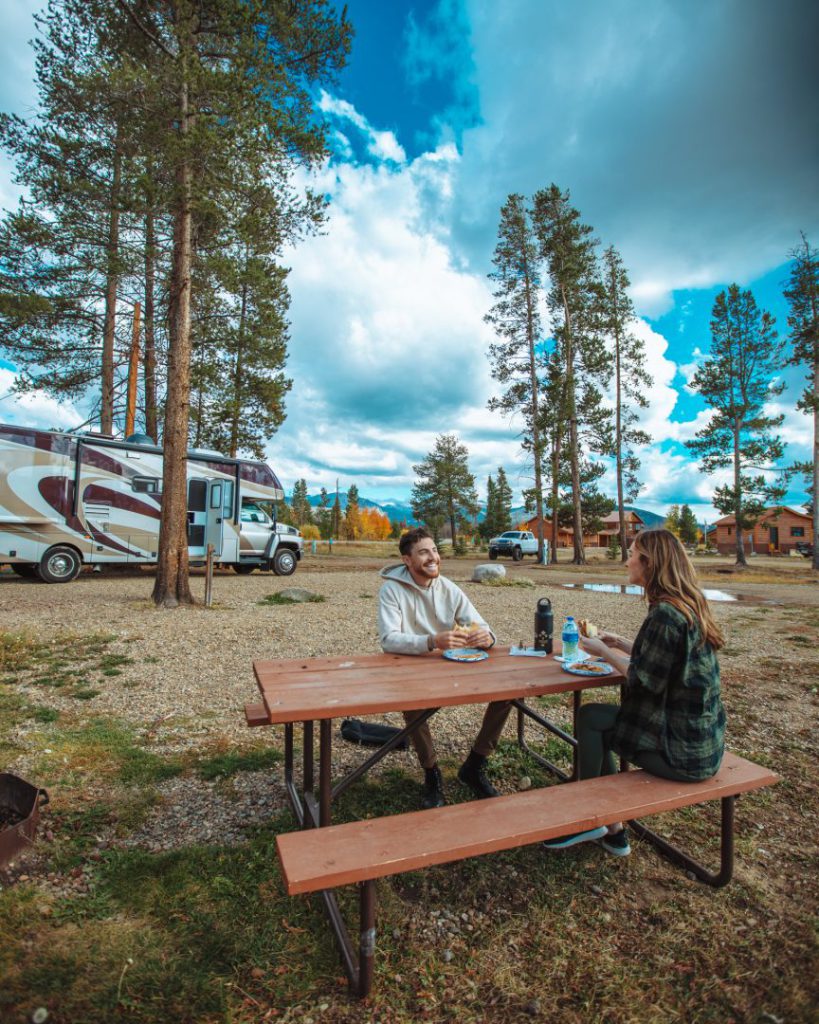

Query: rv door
[187,479,225,558]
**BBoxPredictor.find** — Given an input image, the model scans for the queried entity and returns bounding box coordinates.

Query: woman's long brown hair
[633,528,724,650]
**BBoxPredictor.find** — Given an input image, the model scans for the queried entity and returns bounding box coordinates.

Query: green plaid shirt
[611,601,726,780]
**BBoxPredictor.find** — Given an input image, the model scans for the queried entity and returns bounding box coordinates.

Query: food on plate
[578,618,599,638]
[567,661,610,674]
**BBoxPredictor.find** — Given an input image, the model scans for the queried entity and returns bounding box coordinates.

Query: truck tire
[489,549,498,560]
[273,547,297,576]
[11,564,39,579]
[512,546,522,562]
[38,545,82,583]
[232,564,256,575]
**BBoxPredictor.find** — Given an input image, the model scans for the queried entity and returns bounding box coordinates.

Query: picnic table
[246,647,778,997]
[249,645,621,829]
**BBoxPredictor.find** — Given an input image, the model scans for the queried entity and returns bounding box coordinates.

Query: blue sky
[1,0,817,526]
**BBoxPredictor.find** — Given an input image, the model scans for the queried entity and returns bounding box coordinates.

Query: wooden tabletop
[253,647,623,724]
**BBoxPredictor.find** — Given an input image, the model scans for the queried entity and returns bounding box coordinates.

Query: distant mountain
[302,492,418,524]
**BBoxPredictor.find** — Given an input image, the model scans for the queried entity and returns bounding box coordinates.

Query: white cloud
[318,90,407,164]
[0,368,84,429]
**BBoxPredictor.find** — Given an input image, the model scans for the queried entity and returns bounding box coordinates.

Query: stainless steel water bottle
[534,597,553,653]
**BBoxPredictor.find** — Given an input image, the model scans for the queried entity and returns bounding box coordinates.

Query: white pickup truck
[488,530,539,561]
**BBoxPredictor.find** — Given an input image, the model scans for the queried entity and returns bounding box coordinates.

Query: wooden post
[125,301,141,438]
[205,543,214,608]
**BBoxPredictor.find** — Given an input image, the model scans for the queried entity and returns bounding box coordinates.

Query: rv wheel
[38,546,82,583]
[273,548,297,576]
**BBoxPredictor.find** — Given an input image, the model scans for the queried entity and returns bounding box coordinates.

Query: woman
[544,528,726,857]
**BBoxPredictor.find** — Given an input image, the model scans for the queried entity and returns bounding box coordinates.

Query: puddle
[560,582,762,603]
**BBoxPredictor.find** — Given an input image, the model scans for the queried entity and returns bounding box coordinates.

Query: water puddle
[560,582,763,603]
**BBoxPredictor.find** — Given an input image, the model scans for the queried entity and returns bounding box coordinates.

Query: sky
[0,0,817,526]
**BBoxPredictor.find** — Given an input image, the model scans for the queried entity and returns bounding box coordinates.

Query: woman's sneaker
[542,825,607,850]
[596,827,631,857]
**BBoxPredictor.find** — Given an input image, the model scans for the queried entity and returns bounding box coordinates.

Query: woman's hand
[578,636,610,659]
[599,631,633,654]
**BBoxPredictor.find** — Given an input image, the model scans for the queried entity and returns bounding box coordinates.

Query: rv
[0,423,302,582]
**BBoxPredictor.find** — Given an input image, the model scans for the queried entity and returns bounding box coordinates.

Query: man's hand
[465,627,493,650]
[432,628,492,650]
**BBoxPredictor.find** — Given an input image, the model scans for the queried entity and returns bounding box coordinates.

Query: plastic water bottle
[562,616,580,664]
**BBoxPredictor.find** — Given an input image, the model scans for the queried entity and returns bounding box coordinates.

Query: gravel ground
[1,557,815,858]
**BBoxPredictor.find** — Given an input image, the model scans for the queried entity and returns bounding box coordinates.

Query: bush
[606,535,621,560]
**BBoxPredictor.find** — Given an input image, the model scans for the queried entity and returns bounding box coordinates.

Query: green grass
[257,592,326,606]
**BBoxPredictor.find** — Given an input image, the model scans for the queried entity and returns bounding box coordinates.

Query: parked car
[488,530,539,561]
[795,541,814,558]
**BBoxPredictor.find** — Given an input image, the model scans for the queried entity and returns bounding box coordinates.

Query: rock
[442,949,454,962]
[472,564,506,582]
[278,587,319,603]
[518,776,532,791]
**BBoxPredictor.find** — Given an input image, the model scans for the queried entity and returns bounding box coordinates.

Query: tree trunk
[550,435,560,564]
[733,422,747,567]
[613,306,627,561]
[813,345,819,571]
[153,74,195,608]
[523,254,545,562]
[144,208,158,443]
[100,135,123,434]
[562,287,584,565]
[229,249,249,458]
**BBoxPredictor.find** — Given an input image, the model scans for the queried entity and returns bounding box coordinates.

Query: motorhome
[0,423,302,582]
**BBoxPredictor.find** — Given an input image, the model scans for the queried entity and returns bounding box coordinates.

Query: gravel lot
[2,556,815,853]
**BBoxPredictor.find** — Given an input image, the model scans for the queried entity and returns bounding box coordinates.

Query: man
[377,527,512,809]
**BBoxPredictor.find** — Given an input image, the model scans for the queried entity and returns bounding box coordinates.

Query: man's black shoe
[457,752,499,799]
[421,765,446,809]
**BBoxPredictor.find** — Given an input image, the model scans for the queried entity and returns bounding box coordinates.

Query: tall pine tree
[686,285,786,566]
[411,434,479,547]
[599,245,652,560]
[784,232,819,570]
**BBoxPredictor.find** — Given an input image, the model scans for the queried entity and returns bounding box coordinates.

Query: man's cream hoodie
[377,563,495,655]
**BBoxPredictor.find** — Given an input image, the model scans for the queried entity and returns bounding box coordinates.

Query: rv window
[223,481,235,518]
[210,483,223,509]
[133,477,160,493]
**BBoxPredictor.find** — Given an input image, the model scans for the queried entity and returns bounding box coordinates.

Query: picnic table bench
[247,647,779,998]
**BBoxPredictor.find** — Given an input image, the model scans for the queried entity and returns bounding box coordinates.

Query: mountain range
[297,493,666,529]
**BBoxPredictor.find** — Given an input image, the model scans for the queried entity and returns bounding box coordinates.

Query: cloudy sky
[1,0,817,525]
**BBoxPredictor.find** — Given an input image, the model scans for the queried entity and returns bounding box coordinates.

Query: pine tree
[784,232,819,571]
[679,504,700,545]
[317,487,333,540]
[533,184,611,565]
[344,484,362,540]
[599,246,652,560]
[495,466,513,533]
[290,479,311,527]
[411,434,479,547]
[484,194,548,561]
[481,474,497,540]
[686,285,786,566]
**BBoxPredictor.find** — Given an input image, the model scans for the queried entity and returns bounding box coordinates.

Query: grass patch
[257,592,326,605]
[194,746,283,780]
[477,576,534,588]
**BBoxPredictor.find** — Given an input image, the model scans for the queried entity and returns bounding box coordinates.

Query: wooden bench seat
[244,702,269,727]
[276,751,777,997]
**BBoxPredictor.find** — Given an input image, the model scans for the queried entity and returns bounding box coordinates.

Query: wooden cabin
[712,506,813,555]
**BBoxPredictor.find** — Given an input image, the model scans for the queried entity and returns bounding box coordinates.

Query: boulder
[472,564,506,582]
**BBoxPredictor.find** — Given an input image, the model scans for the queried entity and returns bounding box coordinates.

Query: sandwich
[578,618,599,638]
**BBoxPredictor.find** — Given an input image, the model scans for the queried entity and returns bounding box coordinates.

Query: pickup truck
[488,530,539,561]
